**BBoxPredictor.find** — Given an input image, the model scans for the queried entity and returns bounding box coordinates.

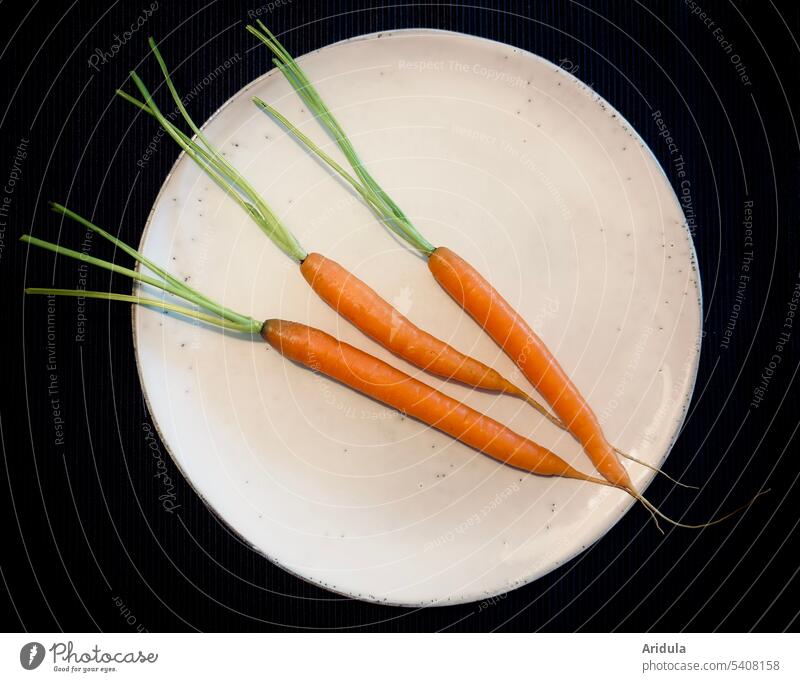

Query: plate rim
[130,27,704,607]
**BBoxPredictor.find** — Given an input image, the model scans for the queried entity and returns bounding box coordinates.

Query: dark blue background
[1,0,798,631]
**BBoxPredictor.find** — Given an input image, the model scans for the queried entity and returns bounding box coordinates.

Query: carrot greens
[246,21,434,256]
[22,207,262,335]
[118,38,307,263]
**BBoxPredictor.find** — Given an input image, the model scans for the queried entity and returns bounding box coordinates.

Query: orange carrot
[300,252,538,399]
[263,318,606,484]
[264,311,761,533]
[428,247,632,489]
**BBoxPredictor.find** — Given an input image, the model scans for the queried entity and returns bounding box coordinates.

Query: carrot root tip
[615,449,699,490]
[631,488,769,530]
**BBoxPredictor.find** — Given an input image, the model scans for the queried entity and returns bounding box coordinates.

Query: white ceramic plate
[134,29,701,606]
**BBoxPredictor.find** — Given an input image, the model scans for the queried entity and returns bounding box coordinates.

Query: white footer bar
[1,633,797,680]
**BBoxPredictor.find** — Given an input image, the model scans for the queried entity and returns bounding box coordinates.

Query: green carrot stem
[249,22,392,202]
[118,40,308,263]
[25,288,262,334]
[48,203,256,327]
[116,88,241,190]
[124,73,283,247]
[265,53,419,243]
[146,38,278,218]
[126,96,268,231]
[258,79,420,248]
[20,234,250,327]
[23,234,174,292]
[247,22,431,254]
[248,23,346,142]
[247,24,363,179]
[251,96,420,244]
[50,202,192,298]
[127,69,302,259]
[147,37,235,178]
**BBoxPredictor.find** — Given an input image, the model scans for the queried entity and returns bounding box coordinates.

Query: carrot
[115,38,555,415]
[245,23,633,488]
[428,247,631,487]
[301,252,541,399]
[21,220,604,487]
[264,318,604,483]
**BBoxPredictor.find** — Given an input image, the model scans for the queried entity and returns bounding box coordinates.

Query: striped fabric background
[1,0,798,632]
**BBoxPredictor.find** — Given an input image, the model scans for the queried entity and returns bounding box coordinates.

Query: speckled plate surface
[133,29,701,606]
